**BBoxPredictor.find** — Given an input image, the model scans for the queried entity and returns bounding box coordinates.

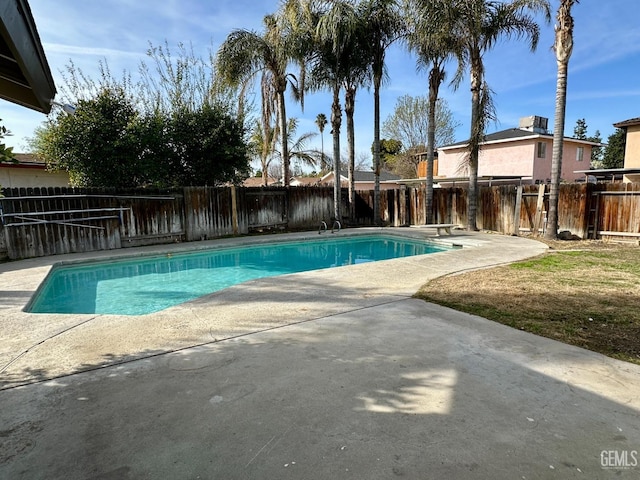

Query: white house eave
[439,134,602,152]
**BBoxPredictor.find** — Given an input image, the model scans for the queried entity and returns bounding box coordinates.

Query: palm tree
[286,0,370,221]
[405,0,460,224]
[249,117,277,186]
[358,0,404,226]
[248,72,279,186]
[315,113,328,172]
[444,0,551,231]
[278,117,320,173]
[312,0,361,222]
[216,14,298,186]
[545,0,578,240]
[342,26,371,221]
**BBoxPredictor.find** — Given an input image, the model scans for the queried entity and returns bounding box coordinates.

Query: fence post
[533,184,546,236]
[231,185,239,235]
[399,185,407,226]
[513,185,523,236]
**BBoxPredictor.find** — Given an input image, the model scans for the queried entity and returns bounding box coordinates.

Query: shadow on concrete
[1,273,412,389]
[1,301,640,479]
[0,290,33,306]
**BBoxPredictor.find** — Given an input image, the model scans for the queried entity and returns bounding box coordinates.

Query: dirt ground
[416,235,640,364]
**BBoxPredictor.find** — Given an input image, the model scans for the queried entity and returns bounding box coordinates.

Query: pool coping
[0,227,548,388]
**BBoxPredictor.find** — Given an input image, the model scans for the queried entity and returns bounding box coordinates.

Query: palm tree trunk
[345,86,356,223]
[373,76,381,226]
[467,61,482,232]
[277,89,290,187]
[546,0,576,240]
[426,66,441,225]
[546,62,568,239]
[320,132,325,173]
[261,153,269,186]
[331,84,342,222]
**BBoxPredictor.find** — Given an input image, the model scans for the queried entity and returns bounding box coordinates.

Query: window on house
[537,142,546,158]
[577,146,584,162]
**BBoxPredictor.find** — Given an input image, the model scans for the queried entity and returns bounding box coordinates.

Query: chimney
[519,116,548,134]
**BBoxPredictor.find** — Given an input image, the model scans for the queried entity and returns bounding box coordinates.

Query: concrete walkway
[1,229,639,478]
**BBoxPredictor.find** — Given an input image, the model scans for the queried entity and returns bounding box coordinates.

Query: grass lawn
[415,238,640,365]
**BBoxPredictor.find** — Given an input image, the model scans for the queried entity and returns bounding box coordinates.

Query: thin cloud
[44,42,144,59]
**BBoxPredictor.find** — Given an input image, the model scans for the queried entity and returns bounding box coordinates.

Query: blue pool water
[26,235,449,316]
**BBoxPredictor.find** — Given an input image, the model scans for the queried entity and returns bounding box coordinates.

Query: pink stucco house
[436,116,600,184]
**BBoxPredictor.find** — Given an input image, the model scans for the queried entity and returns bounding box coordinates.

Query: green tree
[572,119,602,167]
[36,87,147,188]
[444,0,550,231]
[602,128,625,169]
[168,104,250,186]
[546,0,578,240]
[375,138,403,168]
[588,130,603,167]
[32,88,249,188]
[573,118,588,139]
[30,47,250,188]
[0,119,15,163]
[378,138,402,163]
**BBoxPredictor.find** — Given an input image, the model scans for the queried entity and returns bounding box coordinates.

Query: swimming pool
[26,234,450,316]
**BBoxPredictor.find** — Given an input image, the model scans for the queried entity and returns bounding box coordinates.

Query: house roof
[13,152,40,163]
[398,175,531,186]
[320,171,402,183]
[290,176,322,186]
[574,167,640,178]
[440,127,601,150]
[613,117,640,128]
[353,171,401,182]
[0,0,56,113]
[1,152,46,169]
[242,176,278,187]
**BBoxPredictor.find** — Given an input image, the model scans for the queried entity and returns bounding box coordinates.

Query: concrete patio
[1,229,639,479]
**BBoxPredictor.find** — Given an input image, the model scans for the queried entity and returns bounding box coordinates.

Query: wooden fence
[1,183,639,260]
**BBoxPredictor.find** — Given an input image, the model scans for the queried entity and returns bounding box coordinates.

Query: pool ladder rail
[318,220,341,234]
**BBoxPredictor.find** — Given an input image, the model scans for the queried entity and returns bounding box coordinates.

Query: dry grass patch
[416,239,640,364]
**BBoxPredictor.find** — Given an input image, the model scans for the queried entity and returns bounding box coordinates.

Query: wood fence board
[2,183,640,260]
[288,186,333,229]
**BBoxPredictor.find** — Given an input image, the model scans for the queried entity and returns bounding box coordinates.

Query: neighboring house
[437,116,600,184]
[242,176,278,187]
[320,170,402,190]
[0,153,70,189]
[290,176,322,187]
[612,117,640,183]
[416,154,439,178]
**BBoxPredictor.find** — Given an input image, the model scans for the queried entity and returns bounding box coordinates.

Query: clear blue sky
[3,0,640,164]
